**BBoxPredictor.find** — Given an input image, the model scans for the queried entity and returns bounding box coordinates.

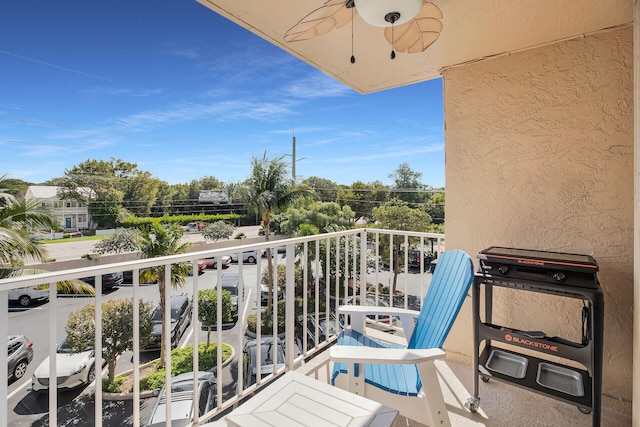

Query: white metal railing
[0,228,444,426]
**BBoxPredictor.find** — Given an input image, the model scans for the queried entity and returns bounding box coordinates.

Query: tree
[201,221,234,242]
[274,201,355,236]
[372,200,434,294]
[90,222,191,368]
[198,289,233,347]
[336,180,390,222]
[0,175,93,293]
[302,176,339,202]
[388,163,427,205]
[65,299,154,381]
[241,152,316,311]
[55,158,160,228]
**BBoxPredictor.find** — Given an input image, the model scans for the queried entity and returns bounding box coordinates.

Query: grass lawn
[40,235,107,244]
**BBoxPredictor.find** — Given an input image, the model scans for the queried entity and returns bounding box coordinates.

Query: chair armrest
[330,346,445,364]
[338,305,420,337]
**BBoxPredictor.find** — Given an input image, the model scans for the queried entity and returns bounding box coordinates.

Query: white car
[229,250,263,264]
[9,286,49,307]
[32,336,96,392]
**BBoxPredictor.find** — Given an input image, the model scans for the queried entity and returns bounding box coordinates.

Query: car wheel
[87,365,95,384]
[18,295,31,307]
[247,256,256,264]
[13,360,28,379]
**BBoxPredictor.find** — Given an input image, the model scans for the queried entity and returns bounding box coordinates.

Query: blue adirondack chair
[330,249,474,427]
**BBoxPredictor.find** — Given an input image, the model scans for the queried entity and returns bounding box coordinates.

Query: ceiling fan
[284,0,443,61]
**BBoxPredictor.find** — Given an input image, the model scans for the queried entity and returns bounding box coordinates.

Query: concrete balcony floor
[213,349,631,427]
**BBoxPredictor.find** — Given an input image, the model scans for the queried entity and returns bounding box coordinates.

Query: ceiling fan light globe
[354,0,424,27]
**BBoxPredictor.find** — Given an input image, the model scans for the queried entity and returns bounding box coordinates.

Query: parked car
[145,371,216,427]
[229,250,263,264]
[407,249,434,270]
[295,312,343,349]
[242,337,286,388]
[7,335,33,380]
[217,272,240,319]
[80,272,124,291]
[143,295,192,351]
[259,284,269,306]
[9,285,49,307]
[199,256,231,269]
[32,336,97,392]
[123,268,158,285]
[187,260,207,276]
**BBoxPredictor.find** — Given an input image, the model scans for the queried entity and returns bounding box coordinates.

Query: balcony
[0,229,630,426]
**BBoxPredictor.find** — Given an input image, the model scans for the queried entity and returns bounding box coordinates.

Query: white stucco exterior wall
[442,27,633,414]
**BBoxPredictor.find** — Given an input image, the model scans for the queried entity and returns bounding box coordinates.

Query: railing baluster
[132,268,140,427]
[48,280,57,426]
[0,289,7,425]
[95,274,103,427]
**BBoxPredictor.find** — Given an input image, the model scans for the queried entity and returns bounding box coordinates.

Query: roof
[196,0,632,94]
[25,186,95,200]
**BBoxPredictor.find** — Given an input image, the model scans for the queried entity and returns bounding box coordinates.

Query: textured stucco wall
[442,27,633,413]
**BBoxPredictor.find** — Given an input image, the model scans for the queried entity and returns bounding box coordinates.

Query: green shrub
[139,342,232,390]
[102,376,126,393]
[118,213,245,229]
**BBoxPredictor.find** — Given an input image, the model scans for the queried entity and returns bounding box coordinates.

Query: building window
[54,201,63,209]
[78,215,85,223]
[66,202,71,208]
[41,202,47,208]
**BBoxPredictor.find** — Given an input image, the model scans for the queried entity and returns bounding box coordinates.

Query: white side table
[225,371,398,427]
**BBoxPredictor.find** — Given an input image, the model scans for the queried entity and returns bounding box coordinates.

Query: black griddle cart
[466,247,604,427]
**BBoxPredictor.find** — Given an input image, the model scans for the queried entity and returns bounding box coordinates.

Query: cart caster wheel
[466,396,481,413]
[577,407,592,415]
[481,376,490,383]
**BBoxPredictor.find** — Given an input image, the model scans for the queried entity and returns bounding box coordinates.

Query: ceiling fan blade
[284,0,353,42]
[384,2,443,53]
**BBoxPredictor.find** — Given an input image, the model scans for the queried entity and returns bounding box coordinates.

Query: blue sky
[0,1,444,188]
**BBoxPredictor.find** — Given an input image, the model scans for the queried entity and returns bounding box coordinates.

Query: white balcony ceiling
[196,0,632,94]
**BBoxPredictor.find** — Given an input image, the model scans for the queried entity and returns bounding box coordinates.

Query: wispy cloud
[330,145,443,163]
[84,86,165,98]
[0,49,114,82]
[282,74,354,99]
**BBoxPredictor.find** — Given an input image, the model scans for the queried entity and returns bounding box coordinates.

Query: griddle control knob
[552,272,566,282]
[498,265,509,274]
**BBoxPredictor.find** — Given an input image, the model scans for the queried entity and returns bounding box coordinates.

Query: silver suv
[8,335,34,380]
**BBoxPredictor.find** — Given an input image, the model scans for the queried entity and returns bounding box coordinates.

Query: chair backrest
[407,249,474,350]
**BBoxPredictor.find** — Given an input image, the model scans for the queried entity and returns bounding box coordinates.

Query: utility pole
[292,130,296,180]
[289,128,305,181]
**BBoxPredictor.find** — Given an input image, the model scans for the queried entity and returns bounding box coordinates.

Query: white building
[24,186,93,231]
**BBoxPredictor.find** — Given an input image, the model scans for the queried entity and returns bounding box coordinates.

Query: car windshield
[250,341,285,366]
[222,286,237,296]
[152,308,181,322]
[57,337,92,354]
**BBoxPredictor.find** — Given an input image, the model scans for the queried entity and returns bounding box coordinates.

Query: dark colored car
[407,250,434,270]
[145,371,216,427]
[144,295,192,351]
[242,337,286,389]
[123,268,158,285]
[80,272,124,291]
[295,312,343,350]
[7,335,33,380]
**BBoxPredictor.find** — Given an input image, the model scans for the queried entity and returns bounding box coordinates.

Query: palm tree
[93,223,191,368]
[0,175,92,293]
[137,223,191,367]
[242,153,316,311]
